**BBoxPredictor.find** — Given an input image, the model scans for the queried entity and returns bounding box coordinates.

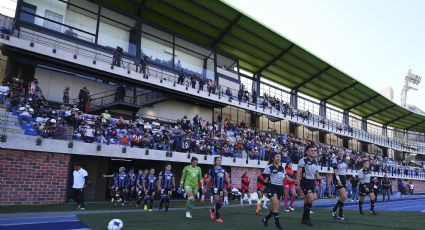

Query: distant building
[407,104,425,116]
[379,87,394,101]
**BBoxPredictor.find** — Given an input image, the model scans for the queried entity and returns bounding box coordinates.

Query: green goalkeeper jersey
[180,165,202,188]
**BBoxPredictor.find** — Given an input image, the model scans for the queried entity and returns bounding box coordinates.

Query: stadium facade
[0,0,425,205]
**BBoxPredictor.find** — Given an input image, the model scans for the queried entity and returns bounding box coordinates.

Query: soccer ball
[107,219,123,230]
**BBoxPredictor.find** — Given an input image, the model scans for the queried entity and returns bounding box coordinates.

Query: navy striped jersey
[138,174,146,185]
[145,174,157,191]
[331,157,347,176]
[208,166,226,189]
[159,170,174,189]
[127,171,137,187]
[115,172,128,188]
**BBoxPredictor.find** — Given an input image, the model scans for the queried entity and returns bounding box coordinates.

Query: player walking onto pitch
[358,160,377,215]
[330,149,348,220]
[283,162,296,212]
[256,172,267,215]
[180,157,203,218]
[296,146,322,226]
[261,153,285,230]
[207,156,230,223]
[158,162,175,212]
[143,168,157,211]
[240,172,251,207]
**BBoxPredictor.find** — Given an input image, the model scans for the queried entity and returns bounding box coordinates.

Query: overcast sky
[1,0,424,111]
[225,0,425,111]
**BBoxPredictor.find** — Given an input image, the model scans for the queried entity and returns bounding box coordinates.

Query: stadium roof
[104,0,425,132]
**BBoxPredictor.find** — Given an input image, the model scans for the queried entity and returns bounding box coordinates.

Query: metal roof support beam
[323,82,358,101]
[211,14,242,48]
[406,120,425,130]
[256,44,295,74]
[384,112,413,126]
[293,65,332,90]
[365,104,397,118]
[347,94,380,111]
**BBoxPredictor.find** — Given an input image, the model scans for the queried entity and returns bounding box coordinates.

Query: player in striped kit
[103,167,128,206]
[143,168,157,211]
[158,162,175,212]
[331,149,348,220]
[136,169,147,208]
[261,153,285,230]
[127,167,138,202]
[358,160,377,215]
[207,156,230,223]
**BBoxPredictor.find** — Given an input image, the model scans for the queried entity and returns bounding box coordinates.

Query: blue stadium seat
[24,128,38,136]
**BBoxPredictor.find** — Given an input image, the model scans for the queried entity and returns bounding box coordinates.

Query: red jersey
[241,176,250,191]
[284,167,295,185]
[257,175,265,190]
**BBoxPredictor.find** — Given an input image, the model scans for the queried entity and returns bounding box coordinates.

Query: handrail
[3,28,425,154]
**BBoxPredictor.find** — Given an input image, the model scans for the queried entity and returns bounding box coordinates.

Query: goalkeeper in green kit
[180,157,203,218]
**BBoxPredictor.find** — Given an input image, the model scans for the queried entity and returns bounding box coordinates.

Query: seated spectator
[18,104,34,125]
[40,118,56,138]
[225,87,232,97]
[83,125,95,143]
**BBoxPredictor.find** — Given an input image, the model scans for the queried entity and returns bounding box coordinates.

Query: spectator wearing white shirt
[84,125,95,143]
[18,104,34,125]
[73,162,88,210]
[0,84,9,104]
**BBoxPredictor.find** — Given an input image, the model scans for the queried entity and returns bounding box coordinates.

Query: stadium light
[401,69,422,108]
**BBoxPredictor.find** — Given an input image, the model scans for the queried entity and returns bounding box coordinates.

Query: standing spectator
[177,70,185,85]
[112,46,123,67]
[238,88,243,102]
[199,76,205,91]
[252,89,257,104]
[225,87,232,97]
[115,85,125,102]
[78,87,90,113]
[0,83,9,105]
[351,176,359,202]
[381,175,391,202]
[191,75,196,89]
[102,110,112,121]
[28,78,42,102]
[72,162,88,211]
[63,86,70,105]
[409,181,414,195]
[140,56,147,77]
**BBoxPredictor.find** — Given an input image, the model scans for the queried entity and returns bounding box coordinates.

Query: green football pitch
[78,205,423,230]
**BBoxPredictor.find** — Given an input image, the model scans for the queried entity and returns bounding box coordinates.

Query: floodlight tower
[401,69,421,108]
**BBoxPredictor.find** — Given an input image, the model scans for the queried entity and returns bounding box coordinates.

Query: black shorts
[211,187,224,197]
[333,175,347,190]
[241,189,250,194]
[160,188,172,197]
[266,184,284,200]
[359,183,372,196]
[145,189,155,196]
[301,179,315,195]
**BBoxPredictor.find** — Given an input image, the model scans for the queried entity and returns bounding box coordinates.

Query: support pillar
[290,89,298,110]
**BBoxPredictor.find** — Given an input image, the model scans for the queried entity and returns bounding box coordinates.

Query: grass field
[78,206,424,230]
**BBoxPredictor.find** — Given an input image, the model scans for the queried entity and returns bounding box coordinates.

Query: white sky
[1,0,424,111]
[225,0,425,111]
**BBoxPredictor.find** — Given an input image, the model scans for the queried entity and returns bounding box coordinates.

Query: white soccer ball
[107,219,124,230]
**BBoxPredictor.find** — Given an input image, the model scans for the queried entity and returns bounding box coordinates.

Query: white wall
[98,21,130,52]
[141,37,173,62]
[35,67,114,103]
[140,99,212,122]
[219,77,239,92]
[25,0,66,29]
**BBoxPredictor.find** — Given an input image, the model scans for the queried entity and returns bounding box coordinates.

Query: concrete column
[290,89,298,110]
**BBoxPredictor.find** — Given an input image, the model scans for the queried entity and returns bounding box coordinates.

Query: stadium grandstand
[0,1,425,230]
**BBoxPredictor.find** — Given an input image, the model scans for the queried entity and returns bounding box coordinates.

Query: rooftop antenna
[401,69,421,108]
